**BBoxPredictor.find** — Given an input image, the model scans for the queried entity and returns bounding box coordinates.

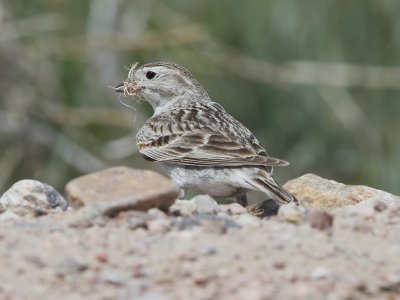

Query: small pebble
[147,208,167,218]
[272,260,286,270]
[199,246,217,256]
[128,218,148,230]
[169,200,196,216]
[101,270,126,286]
[55,257,88,277]
[310,266,331,280]
[221,203,247,216]
[201,219,228,234]
[374,200,388,212]
[173,214,239,233]
[307,210,334,230]
[278,203,306,223]
[128,211,153,230]
[192,272,211,286]
[95,253,108,264]
[192,195,221,214]
[236,214,261,228]
[25,255,47,268]
[147,218,172,233]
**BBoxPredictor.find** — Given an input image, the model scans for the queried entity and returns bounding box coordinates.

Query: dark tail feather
[249,177,297,205]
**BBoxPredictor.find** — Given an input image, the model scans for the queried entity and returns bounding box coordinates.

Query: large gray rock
[284,173,400,209]
[0,180,68,217]
[65,166,179,217]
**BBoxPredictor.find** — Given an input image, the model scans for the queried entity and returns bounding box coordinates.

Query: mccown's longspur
[114,62,296,207]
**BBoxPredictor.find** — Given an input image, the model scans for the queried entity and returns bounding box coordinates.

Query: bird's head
[114,62,210,112]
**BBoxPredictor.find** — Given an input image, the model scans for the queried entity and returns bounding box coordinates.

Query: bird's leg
[235,190,265,218]
[234,190,268,217]
[235,191,248,207]
[235,192,265,217]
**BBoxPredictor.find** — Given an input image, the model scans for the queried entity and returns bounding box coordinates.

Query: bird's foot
[246,203,265,218]
[246,199,280,218]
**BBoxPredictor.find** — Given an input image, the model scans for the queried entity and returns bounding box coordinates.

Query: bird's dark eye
[146,71,157,80]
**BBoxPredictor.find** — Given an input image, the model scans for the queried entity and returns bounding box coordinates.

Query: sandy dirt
[0,197,400,300]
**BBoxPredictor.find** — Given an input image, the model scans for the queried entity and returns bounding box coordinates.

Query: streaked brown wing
[136,103,289,167]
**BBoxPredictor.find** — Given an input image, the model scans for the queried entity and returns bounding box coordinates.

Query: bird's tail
[246,170,297,205]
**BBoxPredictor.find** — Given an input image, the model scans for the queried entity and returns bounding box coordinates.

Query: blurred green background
[1,0,399,195]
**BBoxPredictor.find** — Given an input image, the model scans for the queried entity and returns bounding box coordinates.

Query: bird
[114,62,296,208]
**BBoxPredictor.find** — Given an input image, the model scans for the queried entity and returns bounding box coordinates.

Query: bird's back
[136,101,287,169]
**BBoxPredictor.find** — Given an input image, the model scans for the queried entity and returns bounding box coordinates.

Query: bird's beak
[114,82,125,93]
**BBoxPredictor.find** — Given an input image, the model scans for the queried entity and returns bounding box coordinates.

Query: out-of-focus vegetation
[1,0,400,195]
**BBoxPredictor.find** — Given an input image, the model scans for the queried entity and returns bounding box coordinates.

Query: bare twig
[30,25,209,56]
[206,51,400,90]
[41,103,134,128]
[0,111,107,173]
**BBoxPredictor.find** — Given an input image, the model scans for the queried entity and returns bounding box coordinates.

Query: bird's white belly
[160,164,253,198]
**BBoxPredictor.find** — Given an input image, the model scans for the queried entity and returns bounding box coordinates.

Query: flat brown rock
[284,173,400,209]
[65,166,179,216]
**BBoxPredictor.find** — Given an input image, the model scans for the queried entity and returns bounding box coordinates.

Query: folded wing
[136,102,289,168]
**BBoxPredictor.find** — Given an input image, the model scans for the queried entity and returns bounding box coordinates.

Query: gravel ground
[1,197,400,300]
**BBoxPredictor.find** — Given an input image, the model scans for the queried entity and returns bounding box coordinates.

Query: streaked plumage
[115,62,296,206]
